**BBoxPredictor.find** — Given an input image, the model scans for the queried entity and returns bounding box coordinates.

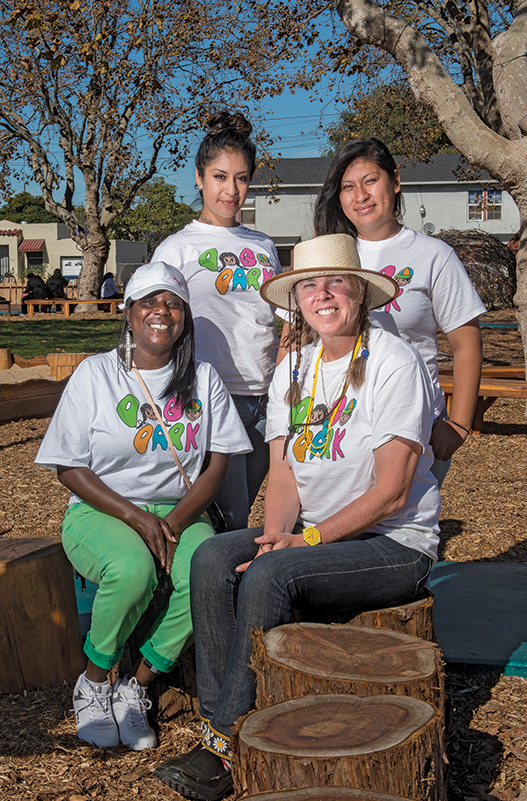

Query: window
[0,245,8,277]
[240,208,256,225]
[468,188,502,221]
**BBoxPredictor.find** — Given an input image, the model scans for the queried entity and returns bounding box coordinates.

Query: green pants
[62,502,214,673]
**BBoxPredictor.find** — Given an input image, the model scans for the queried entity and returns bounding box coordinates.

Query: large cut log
[0,537,85,693]
[252,623,444,712]
[0,347,12,369]
[233,695,445,801]
[242,789,418,801]
[342,595,435,642]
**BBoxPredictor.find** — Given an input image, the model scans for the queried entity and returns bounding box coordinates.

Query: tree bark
[233,695,445,800]
[337,594,435,641]
[251,623,444,712]
[241,790,418,801]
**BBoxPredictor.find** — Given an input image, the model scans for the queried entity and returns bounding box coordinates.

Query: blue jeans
[215,395,269,531]
[190,528,432,741]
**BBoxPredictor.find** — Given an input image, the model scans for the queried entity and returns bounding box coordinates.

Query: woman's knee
[102,548,157,598]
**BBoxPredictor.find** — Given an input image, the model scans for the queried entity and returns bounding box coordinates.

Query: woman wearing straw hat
[154,234,441,801]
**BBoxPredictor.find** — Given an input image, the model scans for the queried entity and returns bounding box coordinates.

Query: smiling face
[339,158,401,241]
[128,290,185,369]
[195,148,251,227]
[295,274,365,358]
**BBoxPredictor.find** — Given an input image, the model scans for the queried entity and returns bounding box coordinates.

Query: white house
[242,155,520,267]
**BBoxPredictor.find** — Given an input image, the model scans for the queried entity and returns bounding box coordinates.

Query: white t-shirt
[266,327,440,560]
[358,227,487,416]
[36,351,252,506]
[152,220,282,396]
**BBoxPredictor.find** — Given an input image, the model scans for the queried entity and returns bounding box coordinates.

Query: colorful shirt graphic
[152,221,282,395]
[36,351,252,507]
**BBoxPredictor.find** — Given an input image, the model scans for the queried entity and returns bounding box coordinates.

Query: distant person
[313,138,486,486]
[46,268,69,299]
[100,272,123,299]
[22,272,50,314]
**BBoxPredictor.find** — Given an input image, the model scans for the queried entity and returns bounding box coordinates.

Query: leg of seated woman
[139,506,215,674]
[191,531,432,744]
[62,502,158,669]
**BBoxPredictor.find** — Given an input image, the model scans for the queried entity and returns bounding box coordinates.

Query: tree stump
[242,789,418,801]
[232,695,445,801]
[340,595,435,642]
[0,537,85,693]
[251,623,444,712]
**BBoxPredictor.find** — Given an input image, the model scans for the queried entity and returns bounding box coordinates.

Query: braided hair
[284,276,371,407]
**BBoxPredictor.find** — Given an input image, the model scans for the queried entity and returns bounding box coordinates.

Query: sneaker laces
[73,681,113,723]
[122,676,152,729]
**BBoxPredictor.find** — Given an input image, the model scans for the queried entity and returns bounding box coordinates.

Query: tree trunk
[251,623,444,712]
[233,695,445,800]
[76,235,111,306]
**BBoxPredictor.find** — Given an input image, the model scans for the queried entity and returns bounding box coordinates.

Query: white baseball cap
[122,261,190,307]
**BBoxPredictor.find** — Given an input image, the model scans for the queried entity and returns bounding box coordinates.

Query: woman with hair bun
[153,110,282,530]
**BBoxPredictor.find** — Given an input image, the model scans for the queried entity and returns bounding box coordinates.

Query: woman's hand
[236,531,304,573]
[430,419,466,461]
[126,506,178,570]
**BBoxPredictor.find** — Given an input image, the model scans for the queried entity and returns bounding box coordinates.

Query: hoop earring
[124,325,136,372]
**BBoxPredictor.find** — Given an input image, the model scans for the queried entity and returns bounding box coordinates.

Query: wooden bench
[25,298,119,317]
[439,370,527,432]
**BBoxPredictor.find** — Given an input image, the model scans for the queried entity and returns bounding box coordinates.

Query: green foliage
[0,318,121,357]
[0,192,60,223]
[323,84,456,158]
[109,178,198,255]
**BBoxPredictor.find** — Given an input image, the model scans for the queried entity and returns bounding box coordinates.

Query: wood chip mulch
[1,310,527,800]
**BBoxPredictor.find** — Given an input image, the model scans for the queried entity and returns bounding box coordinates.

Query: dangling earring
[124,325,136,372]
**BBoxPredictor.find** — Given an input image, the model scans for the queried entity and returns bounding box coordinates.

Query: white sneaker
[73,672,119,748]
[112,675,157,750]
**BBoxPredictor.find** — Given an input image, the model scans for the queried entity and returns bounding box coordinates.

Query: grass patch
[0,318,122,357]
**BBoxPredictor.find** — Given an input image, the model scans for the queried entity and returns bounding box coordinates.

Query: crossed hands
[131,508,180,574]
[236,531,305,573]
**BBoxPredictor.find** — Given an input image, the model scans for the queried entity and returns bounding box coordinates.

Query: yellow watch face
[303,526,322,546]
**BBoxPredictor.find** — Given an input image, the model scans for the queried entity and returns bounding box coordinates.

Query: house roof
[18,239,45,252]
[252,154,492,189]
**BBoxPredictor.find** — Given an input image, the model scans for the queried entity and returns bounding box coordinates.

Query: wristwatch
[302,525,322,546]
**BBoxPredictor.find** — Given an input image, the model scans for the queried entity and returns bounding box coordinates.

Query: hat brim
[260,267,399,312]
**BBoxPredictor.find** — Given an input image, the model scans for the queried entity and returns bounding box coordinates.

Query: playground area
[1,310,527,800]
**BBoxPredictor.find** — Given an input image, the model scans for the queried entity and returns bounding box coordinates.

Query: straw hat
[260,234,398,311]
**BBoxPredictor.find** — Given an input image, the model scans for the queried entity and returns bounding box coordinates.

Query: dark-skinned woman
[36,262,251,751]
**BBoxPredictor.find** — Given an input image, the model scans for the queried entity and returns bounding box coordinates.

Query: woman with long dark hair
[314,138,486,485]
[153,110,282,529]
[36,262,251,751]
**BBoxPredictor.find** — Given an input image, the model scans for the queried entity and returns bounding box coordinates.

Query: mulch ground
[1,309,527,800]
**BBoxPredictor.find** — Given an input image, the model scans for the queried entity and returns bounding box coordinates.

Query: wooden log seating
[439,366,527,432]
[231,596,446,801]
[251,624,444,711]
[233,695,445,801]
[242,790,417,801]
[242,790,418,801]
[0,537,85,694]
[25,298,119,317]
